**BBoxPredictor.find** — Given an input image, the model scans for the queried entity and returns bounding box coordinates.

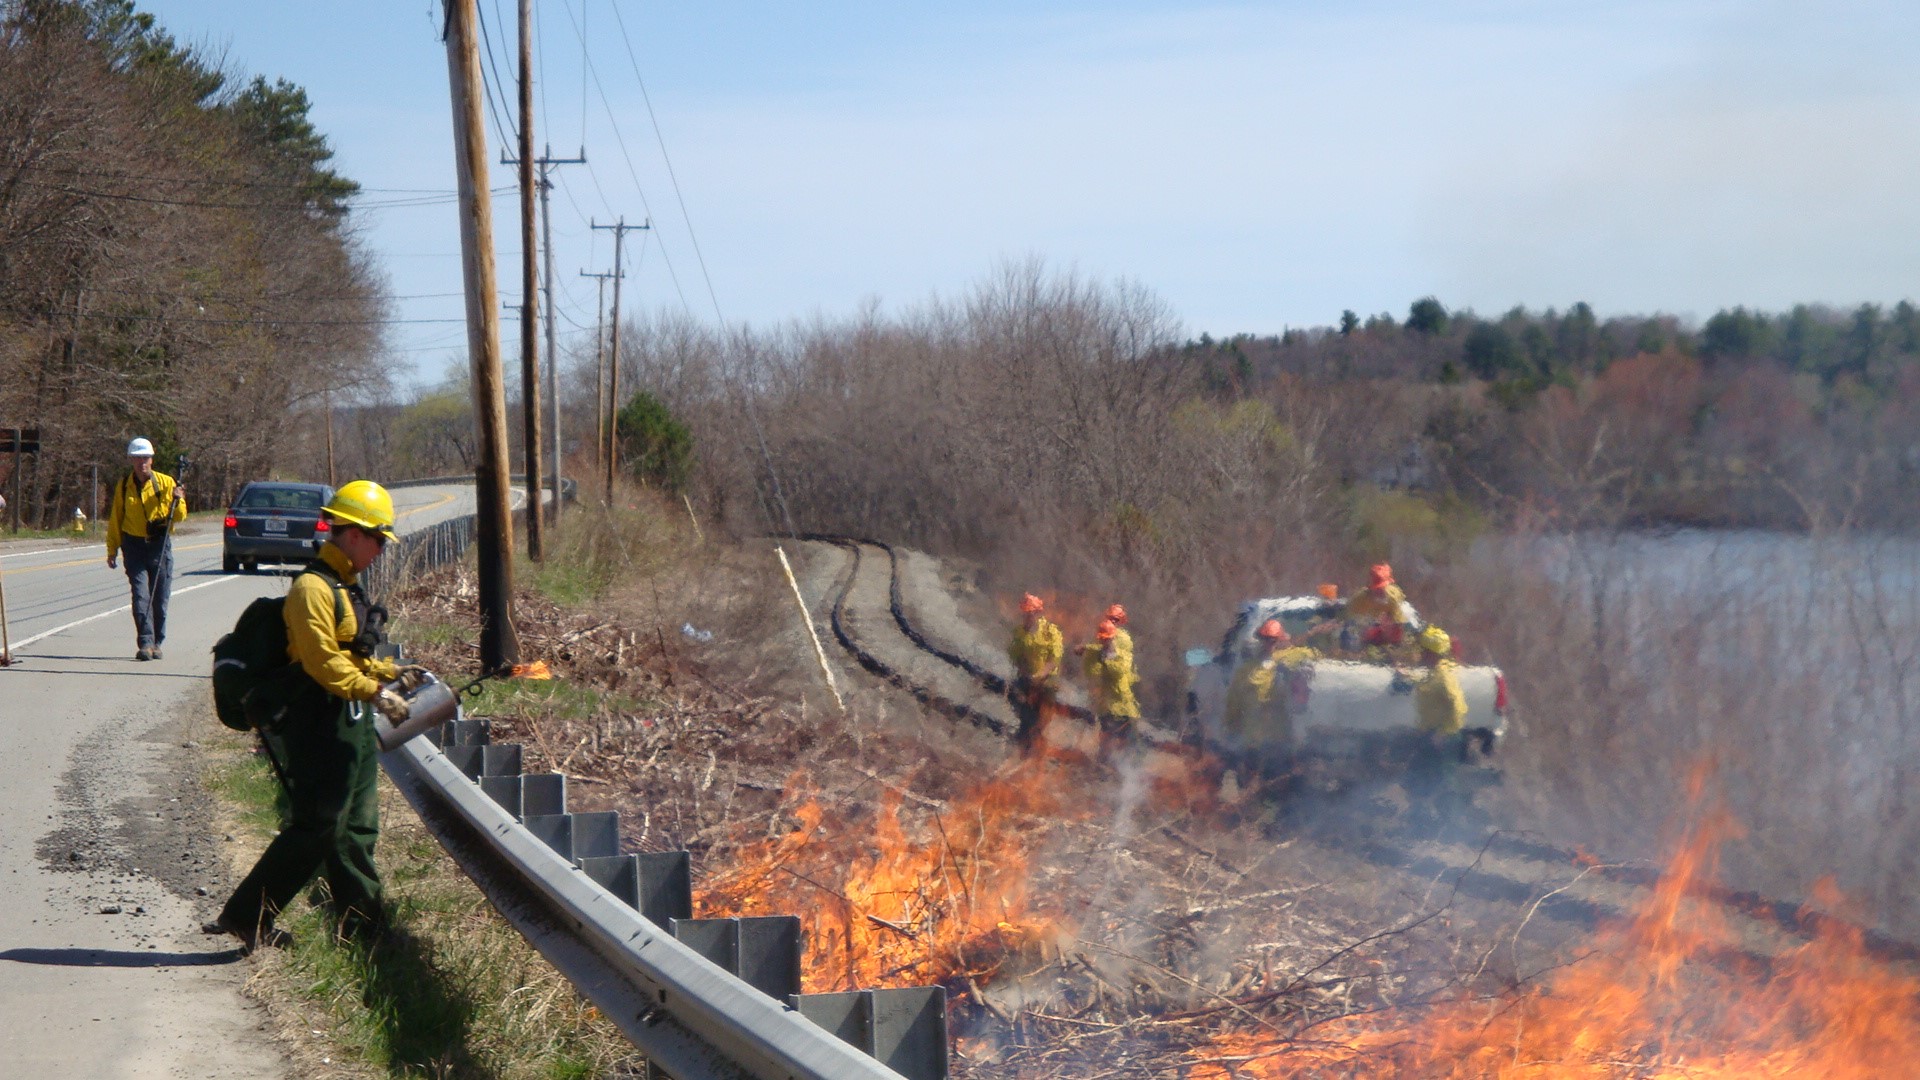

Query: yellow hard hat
[1419,625,1452,656]
[324,480,397,540]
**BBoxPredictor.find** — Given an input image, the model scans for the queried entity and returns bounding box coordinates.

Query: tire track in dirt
[801,535,1920,967]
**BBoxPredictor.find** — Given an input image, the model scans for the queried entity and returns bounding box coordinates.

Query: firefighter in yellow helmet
[1007,593,1064,752]
[208,480,423,952]
[1223,619,1320,777]
[1080,618,1141,756]
[1403,624,1469,832]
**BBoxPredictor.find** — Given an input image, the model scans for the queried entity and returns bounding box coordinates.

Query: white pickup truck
[1185,597,1509,766]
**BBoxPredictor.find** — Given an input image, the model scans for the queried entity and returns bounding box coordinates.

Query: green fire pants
[220,692,383,935]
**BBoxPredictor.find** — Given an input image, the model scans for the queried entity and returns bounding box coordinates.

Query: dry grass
[379,492,1601,1079]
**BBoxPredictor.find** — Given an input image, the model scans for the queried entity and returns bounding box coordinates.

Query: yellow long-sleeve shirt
[1414,658,1468,735]
[1008,618,1064,682]
[286,543,398,702]
[1224,645,1319,741]
[1080,641,1141,719]
[1342,583,1413,626]
[104,470,187,558]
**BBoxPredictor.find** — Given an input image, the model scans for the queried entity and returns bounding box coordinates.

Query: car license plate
[265,518,288,534]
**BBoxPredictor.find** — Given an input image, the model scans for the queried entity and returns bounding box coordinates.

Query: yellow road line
[396,492,457,518]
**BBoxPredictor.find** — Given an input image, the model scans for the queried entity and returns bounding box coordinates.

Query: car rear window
[238,487,324,510]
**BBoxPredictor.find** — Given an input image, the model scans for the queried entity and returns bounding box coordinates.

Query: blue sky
[139,1,1920,387]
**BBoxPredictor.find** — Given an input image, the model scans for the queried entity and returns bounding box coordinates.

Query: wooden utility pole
[580,268,616,474]
[507,146,585,526]
[324,390,336,488]
[591,218,647,503]
[513,0,543,561]
[443,0,519,669]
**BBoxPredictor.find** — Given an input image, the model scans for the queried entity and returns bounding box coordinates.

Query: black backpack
[210,562,359,732]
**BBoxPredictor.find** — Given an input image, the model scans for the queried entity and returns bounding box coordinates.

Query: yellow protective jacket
[1080,641,1140,720]
[1414,658,1468,735]
[286,543,399,702]
[1108,626,1134,666]
[1224,646,1318,740]
[1008,618,1064,683]
[1342,583,1412,626]
[105,470,187,558]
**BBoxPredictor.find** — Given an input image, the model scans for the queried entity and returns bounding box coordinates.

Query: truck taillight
[314,518,330,532]
[223,515,237,529]
[1495,672,1509,715]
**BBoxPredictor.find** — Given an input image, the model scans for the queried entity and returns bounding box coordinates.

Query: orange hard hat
[1318,583,1340,600]
[1020,593,1045,614]
[1369,563,1394,589]
[1105,603,1127,624]
[1096,619,1117,641]
[1256,618,1288,642]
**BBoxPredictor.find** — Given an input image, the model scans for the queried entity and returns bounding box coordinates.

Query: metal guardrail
[376,493,948,1080]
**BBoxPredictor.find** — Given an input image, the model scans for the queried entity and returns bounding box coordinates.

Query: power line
[607,0,729,330]
[0,306,465,326]
[67,286,467,303]
[473,0,520,148]
[1,162,464,195]
[553,0,691,314]
[5,176,514,212]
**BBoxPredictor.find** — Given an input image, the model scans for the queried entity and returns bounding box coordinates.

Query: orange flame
[1187,782,1920,1078]
[698,757,1085,993]
[509,660,553,680]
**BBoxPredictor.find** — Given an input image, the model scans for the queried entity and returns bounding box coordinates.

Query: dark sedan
[222,481,334,573]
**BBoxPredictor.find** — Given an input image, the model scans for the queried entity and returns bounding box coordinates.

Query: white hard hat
[126,437,154,457]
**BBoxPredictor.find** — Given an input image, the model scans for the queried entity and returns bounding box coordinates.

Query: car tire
[222,553,239,574]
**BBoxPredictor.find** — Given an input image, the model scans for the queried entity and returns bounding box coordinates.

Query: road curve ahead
[0,482,482,1078]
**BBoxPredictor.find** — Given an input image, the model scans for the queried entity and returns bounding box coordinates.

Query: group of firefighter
[1007,563,1471,820]
[1007,595,1142,756]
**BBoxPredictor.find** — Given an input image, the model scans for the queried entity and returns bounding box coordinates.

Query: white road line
[9,574,241,652]
[1,545,83,561]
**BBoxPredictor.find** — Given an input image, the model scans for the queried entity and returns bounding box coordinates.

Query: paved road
[0,483,479,1078]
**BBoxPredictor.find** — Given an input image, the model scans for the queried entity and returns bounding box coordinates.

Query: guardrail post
[524,811,620,862]
[671,916,803,1003]
[443,743,522,780]
[579,850,692,928]
[792,988,949,1080]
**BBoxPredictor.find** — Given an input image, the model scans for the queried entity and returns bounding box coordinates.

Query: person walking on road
[1080,618,1141,757]
[104,437,186,660]
[206,480,419,952]
[1007,593,1064,753]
